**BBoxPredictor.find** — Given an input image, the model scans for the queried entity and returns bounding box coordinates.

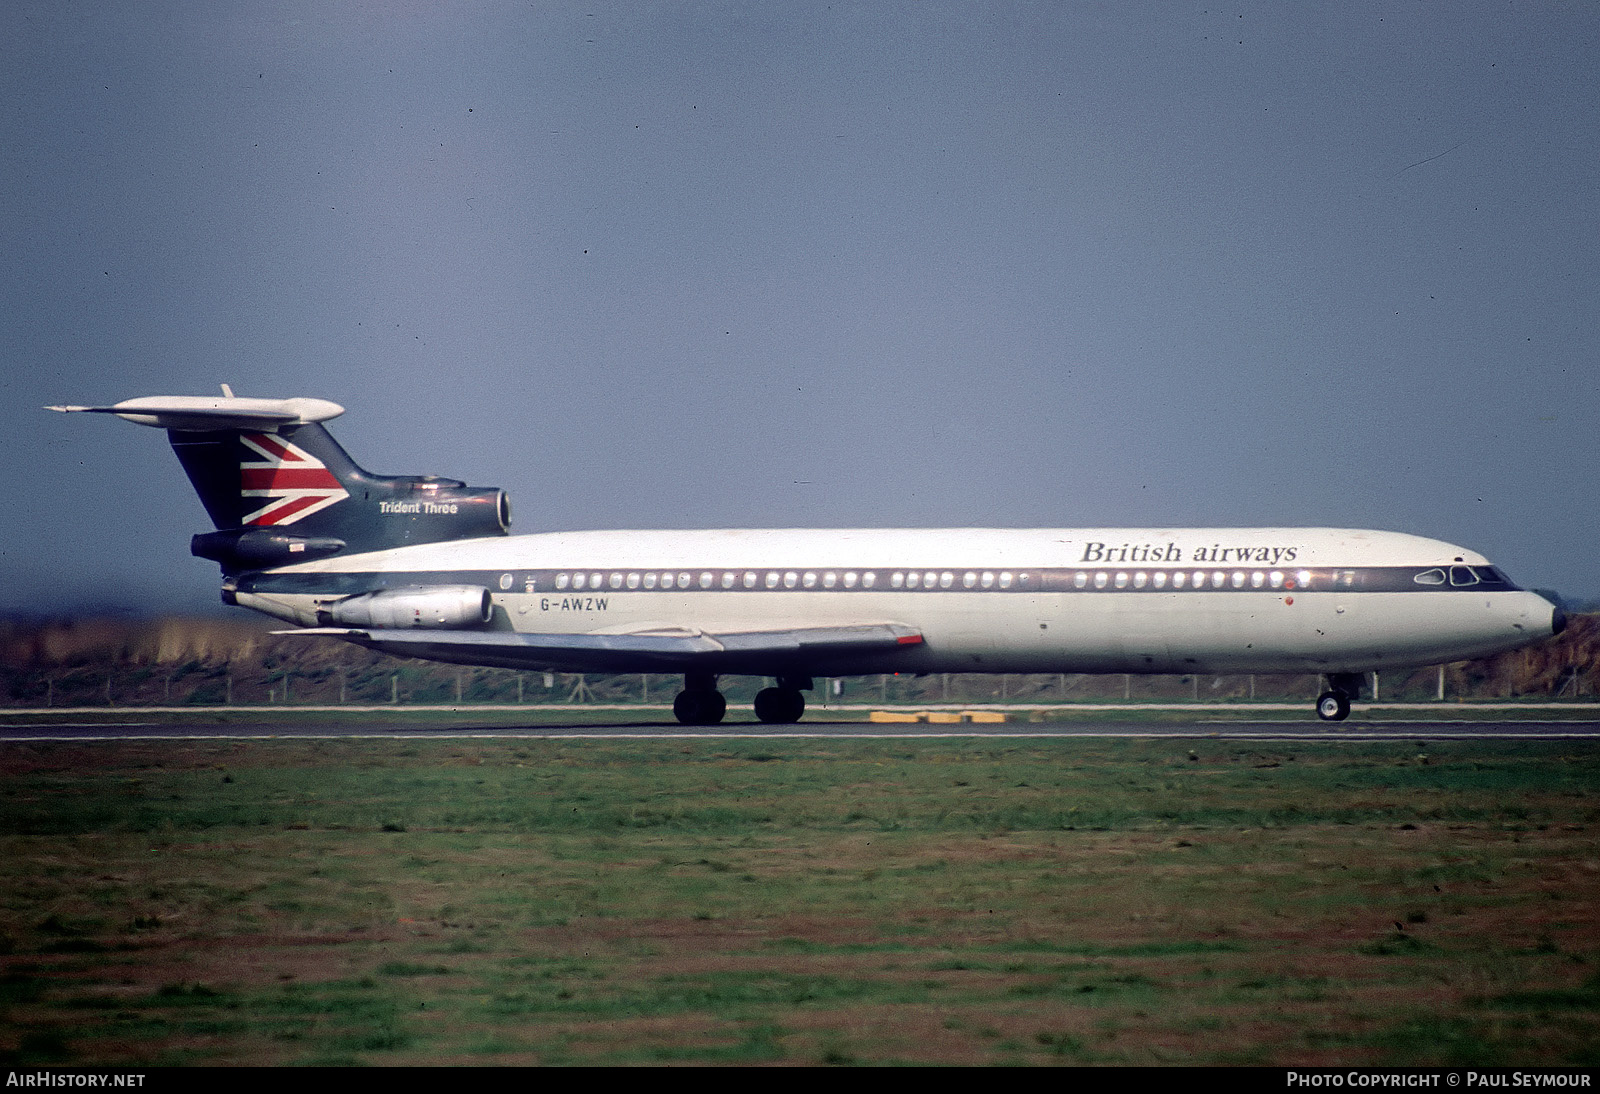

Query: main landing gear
[670,674,813,725]
[672,672,726,726]
[754,677,810,725]
[1316,672,1364,722]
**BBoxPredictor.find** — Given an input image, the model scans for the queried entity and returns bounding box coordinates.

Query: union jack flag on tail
[239,432,350,526]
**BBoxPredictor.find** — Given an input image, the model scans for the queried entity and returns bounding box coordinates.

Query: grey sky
[4,2,1597,616]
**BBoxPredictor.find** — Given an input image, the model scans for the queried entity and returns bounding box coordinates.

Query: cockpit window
[1449,566,1479,587]
[1414,568,1446,586]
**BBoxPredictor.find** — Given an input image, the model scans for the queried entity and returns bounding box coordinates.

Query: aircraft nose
[1530,589,1567,636]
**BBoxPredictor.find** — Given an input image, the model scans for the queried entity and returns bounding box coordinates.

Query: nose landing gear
[1315,672,1365,722]
[1316,690,1351,721]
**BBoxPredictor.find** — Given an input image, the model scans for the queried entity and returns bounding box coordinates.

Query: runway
[2,717,1597,741]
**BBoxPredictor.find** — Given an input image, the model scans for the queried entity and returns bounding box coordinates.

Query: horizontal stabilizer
[49,395,344,432]
[276,622,923,673]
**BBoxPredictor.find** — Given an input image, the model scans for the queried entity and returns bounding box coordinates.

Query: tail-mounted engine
[318,586,494,629]
[191,529,348,569]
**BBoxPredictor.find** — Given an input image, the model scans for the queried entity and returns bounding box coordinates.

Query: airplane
[50,391,1567,724]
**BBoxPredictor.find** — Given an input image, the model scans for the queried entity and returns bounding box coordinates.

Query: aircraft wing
[277,622,924,674]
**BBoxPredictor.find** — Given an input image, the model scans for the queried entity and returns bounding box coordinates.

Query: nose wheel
[1316,690,1351,721]
[1315,673,1363,722]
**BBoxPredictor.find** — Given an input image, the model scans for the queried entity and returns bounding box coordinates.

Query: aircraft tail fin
[50,392,510,571]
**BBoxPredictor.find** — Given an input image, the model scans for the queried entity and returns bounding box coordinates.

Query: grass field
[2,735,1598,1066]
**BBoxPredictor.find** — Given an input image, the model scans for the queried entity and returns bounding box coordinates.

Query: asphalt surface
[2,717,1597,741]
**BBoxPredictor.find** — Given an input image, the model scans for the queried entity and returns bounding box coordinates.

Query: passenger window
[765,572,780,589]
[1152,571,1167,589]
[1071,572,1085,589]
[892,572,905,588]
[627,573,640,589]
[962,572,976,588]
[1114,572,1129,589]
[823,572,838,588]
[1231,572,1246,589]
[1094,572,1108,589]
[1133,572,1147,588]
[1211,572,1226,588]
[721,572,735,589]
[783,571,798,588]
[906,572,921,589]
[862,572,877,588]
[556,572,571,590]
[1173,571,1186,589]
[744,572,758,588]
[643,572,657,589]
[939,572,954,589]
[609,573,623,589]
[803,572,817,588]
[843,571,858,588]
[573,572,587,590]
[1269,571,1284,589]
[999,572,1014,589]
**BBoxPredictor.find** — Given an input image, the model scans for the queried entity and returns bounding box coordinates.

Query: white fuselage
[231,526,1560,678]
